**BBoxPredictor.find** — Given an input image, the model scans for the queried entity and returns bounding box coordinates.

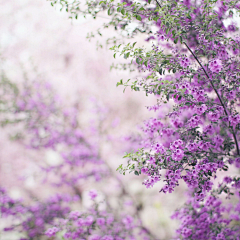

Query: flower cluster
[45,192,148,240]
[0,187,78,239]
[172,191,240,239]
[209,59,223,73]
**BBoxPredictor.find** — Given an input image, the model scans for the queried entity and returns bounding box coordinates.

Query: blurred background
[0,0,187,239]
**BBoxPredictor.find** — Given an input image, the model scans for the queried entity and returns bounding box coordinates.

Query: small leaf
[179,35,183,44]
[222,165,228,171]
[116,79,123,87]
[134,171,139,176]
[116,164,123,171]
[121,8,125,15]
[136,15,142,21]
[124,52,130,59]
[134,87,140,91]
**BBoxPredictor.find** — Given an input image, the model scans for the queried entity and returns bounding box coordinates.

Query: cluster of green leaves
[117,148,158,176]
[49,0,82,19]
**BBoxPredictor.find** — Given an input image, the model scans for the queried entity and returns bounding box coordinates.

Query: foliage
[1,0,240,239]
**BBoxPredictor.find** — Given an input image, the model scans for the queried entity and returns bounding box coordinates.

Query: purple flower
[45,227,59,237]
[89,235,101,240]
[229,114,240,126]
[85,215,94,226]
[75,218,85,227]
[170,139,184,150]
[209,59,223,73]
[172,149,184,161]
[89,190,97,200]
[208,111,220,122]
[96,217,105,226]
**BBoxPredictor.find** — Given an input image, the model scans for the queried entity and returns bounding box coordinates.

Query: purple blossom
[209,59,223,73]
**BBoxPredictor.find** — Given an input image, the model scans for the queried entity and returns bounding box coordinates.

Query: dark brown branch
[155,0,162,8]
[183,42,240,155]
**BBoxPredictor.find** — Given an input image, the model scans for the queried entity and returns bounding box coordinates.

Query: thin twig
[183,42,239,155]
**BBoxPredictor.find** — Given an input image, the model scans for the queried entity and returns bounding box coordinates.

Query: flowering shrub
[0,187,77,239]
[0,76,155,239]
[1,0,240,239]
[48,0,240,238]
[45,191,148,240]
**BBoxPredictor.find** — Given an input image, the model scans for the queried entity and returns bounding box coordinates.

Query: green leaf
[116,79,123,86]
[133,42,137,47]
[124,52,130,59]
[134,171,139,175]
[108,8,112,15]
[148,0,151,3]
[174,38,178,44]
[116,164,123,171]
[179,35,183,44]
[121,8,125,15]
[158,85,162,92]
[134,87,140,91]
[136,58,140,64]
[136,15,142,21]
[222,165,228,171]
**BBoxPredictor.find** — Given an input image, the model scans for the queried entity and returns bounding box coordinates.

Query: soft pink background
[0,0,187,239]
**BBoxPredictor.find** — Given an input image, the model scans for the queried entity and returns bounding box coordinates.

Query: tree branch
[183,42,240,155]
